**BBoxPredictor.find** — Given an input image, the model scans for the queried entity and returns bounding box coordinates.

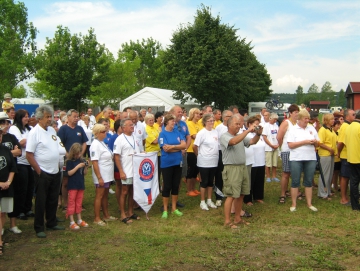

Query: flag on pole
[133,152,159,214]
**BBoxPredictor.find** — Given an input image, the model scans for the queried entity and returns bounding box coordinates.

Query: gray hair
[35,105,53,120]
[140,108,147,113]
[120,118,132,127]
[227,114,241,127]
[202,105,212,112]
[103,106,112,113]
[66,109,78,117]
[355,110,360,119]
[222,110,232,119]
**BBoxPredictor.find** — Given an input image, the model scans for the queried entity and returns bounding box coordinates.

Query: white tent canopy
[119,87,199,112]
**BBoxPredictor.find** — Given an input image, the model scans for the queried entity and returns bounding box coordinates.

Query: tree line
[272,82,346,108]
[1,1,277,110]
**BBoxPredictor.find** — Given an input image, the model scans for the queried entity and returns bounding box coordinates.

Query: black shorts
[186,152,199,179]
[334,161,341,171]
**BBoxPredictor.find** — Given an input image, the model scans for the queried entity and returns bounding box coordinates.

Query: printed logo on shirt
[0,156,7,170]
[271,130,277,135]
[214,136,218,141]
[77,132,81,136]
[91,151,95,157]
[52,135,57,141]
[177,137,180,142]
[2,142,13,150]
[182,126,187,133]
[138,130,142,134]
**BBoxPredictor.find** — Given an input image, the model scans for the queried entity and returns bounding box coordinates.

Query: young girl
[66,143,89,230]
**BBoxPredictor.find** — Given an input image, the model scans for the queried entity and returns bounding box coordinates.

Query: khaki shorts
[222,165,250,198]
[266,150,278,167]
[121,177,133,185]
[0,197,14,213]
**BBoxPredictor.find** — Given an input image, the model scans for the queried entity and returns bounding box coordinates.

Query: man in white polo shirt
[26,105,65,238]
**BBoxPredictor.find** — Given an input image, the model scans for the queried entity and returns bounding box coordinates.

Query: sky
[23,0,360,94]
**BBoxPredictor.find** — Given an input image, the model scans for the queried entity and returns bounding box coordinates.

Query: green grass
[2,167,360,270]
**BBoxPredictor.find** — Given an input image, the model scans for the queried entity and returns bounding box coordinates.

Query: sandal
[240,211,252,218]
[224,222,238,229]
[285,191,291,197]
[297,193,305,200]
[279,196,286,204]
[129,213,140,220]
[121,217,133,224]
[104,216,118,221]
[234,219,250,226]
[94,220,106,226]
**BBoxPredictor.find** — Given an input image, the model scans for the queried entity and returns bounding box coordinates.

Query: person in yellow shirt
[331,118,342,192]
[186,108,202,197]
[2,93,14,110]
[96,106,114,132]
[345,110,360,210]
[213,109,222,128]
[145,114,161,191]
[317,113,337,199]
[197,105,212,129]
[153,112,163,132]
[337,109,355,205]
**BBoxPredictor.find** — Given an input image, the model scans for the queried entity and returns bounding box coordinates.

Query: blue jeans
[290,160,316,188]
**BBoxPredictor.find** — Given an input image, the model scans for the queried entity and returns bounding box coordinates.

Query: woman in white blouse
[90,124,116,226]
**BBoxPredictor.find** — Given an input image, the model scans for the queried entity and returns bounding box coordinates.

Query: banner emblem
[139,158,154,182]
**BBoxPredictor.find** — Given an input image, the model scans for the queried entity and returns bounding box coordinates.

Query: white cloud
[33,1,194,55]
[302,1,360,12]
[269,51,360,93]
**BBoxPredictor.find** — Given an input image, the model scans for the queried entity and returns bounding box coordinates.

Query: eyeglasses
[206,120,215,123]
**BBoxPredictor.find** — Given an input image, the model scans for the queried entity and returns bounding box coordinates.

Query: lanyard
[123,133,135,150]
[96,139,113,158]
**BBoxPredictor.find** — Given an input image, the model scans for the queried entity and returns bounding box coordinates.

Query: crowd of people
[1,92,360,255]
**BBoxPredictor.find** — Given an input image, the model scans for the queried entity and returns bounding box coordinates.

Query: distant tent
[119,87,199,112]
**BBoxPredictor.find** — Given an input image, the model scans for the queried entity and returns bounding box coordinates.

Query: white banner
[133,152,159,214]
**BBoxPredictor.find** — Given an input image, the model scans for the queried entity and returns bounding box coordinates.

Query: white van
[330,106,342,112]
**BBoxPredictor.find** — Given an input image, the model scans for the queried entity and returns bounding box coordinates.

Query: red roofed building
[345,82,360,110]
[309,100,330,111]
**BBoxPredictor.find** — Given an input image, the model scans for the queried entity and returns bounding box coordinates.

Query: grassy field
[2,169,360,271]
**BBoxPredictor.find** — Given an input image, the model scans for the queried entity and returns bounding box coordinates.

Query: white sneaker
[200,202,209,211]
[9,226,22,234]
[215,200,222,207]
[309,206,318,212]
[207,201,217,209]
[109,188,115,194]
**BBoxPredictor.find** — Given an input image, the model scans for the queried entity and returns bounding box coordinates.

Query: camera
[254,125,261,131]
[82,159,89,166]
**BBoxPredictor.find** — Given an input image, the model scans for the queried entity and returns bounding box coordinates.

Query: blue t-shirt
[104,132,112,146]
[66,159,85,190]
[159,129,184,168]
[174,120,190,139]
[108,133,119,173]
[58,125,88,152]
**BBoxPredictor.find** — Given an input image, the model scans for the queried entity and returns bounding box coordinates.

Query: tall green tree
[119,38,165,90]
[12,85,27,98]
[0,0,38,97]
[338,89,346,108]
[320,81,336,105]
[295,85,303,104]
[29,26,111,110]
[308,83,319,94]
[163,5,271,109]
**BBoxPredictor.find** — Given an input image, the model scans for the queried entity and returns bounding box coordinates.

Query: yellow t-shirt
[197,119,204,130]
[318,126,337,157]
[186,120,202,153]
[213,120,222,128]
[2,101,14,110]
[334,132,340,162]
[153,123,162,132]
[145,125,160,155]
[338,122,350,159]
[345,122,360,163]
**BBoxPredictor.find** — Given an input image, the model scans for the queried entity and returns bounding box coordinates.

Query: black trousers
[8,164,35,217]
[162,166,182,197]
[244,166,265,203]
[34,170,61,233]
[349,163,360,210]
